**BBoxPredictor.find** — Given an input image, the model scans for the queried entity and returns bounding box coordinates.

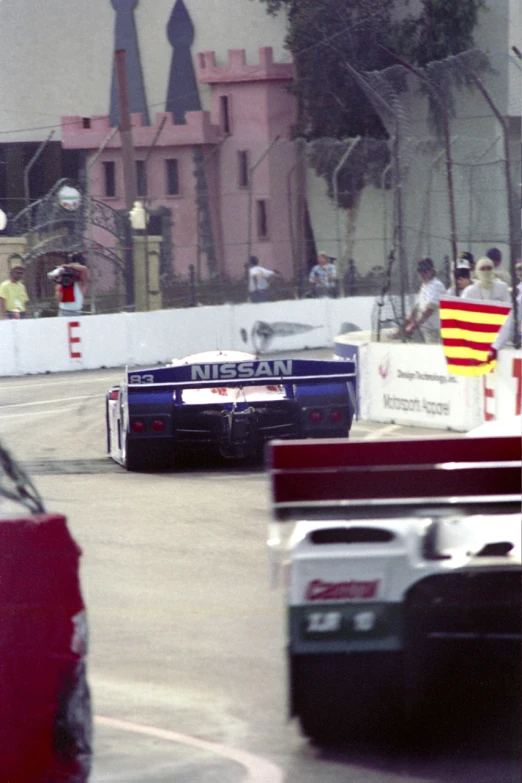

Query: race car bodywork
[268,435,521,742]
[0,441,92,781]
[106,351,356,470]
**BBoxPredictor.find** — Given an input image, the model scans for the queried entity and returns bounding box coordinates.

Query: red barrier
[0,513,91,782]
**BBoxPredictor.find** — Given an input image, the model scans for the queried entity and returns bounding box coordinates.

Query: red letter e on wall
[68,321,81,359]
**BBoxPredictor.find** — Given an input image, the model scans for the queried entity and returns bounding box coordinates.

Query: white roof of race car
[170,350,257,366]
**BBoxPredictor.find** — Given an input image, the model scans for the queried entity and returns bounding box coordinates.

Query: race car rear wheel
[122,437,169,472]
[292,652,405,744]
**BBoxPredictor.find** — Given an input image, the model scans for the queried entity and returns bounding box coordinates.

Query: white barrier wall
[335,333,521,431]
[0,297,374,377]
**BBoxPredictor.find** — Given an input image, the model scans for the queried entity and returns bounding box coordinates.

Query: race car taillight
[330,410,343,423]
[151,419,165,433]
[131,419,145,433]
[309,410,323,424]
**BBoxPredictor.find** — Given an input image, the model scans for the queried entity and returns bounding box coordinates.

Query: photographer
[49,255,89,317]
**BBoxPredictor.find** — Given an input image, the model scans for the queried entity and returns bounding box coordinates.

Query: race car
[106,350,356,470]
[268,435,521,743]
[0,439,91,780]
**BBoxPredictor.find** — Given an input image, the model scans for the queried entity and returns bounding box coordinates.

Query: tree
[253,0,486,140]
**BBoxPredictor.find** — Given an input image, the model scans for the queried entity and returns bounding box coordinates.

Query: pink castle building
[61,47,296,284]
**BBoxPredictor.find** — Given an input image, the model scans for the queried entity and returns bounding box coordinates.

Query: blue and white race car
[106,350,356,470]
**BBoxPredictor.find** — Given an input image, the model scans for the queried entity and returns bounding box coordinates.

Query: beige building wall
[0,0,287,143]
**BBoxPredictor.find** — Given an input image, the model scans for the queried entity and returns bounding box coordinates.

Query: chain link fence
[354,49,521,337]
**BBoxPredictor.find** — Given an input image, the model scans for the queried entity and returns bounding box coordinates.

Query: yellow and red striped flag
[440,296,512,376]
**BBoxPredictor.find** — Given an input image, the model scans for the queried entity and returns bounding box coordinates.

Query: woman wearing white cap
[462,257,511,303]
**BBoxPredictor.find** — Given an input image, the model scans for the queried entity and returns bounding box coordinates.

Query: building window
[238,151,249,188]
[220,95,230,134]
[103,161,116,197]
[136,160,147,197]
[256,199,268,238]
[165,158,179,196]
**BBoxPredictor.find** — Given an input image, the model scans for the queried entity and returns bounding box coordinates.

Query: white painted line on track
[0,394,97,410]
[0,406,79,419]
[94,715,284,783]
[0,376,117,390]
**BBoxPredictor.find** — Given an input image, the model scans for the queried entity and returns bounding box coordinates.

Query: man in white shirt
[403,257,446,343]
[462,257,511,303]
[308,251,338,297]
[248,256,280,303]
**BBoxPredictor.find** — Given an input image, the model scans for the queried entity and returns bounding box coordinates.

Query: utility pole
[115,49,137,209]
[115,48,136,308]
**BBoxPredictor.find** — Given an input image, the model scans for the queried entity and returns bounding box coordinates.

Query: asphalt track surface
[0,356,519,783]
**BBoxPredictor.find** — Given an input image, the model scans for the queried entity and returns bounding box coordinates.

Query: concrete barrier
[0,296,375,376]
[335,332,521,430]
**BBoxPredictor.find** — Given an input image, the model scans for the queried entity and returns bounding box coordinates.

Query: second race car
[106,350,356,470]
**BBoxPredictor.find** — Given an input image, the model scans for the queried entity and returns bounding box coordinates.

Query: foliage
[253,0,486,140]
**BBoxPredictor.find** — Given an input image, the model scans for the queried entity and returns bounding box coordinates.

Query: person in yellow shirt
[0,265,29,319]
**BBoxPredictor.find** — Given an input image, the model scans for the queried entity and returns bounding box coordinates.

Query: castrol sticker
[305,579,379,601]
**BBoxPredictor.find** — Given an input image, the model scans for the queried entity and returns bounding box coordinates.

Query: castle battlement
[197,47,293,84]
[61,111,223,151]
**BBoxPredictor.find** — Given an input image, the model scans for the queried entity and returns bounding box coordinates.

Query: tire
[292,655,345,743]
[293,653,405,745]
[122,437,169,472]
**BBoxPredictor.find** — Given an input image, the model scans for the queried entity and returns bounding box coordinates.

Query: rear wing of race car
[269,436,521,521]
[126,358,355,392]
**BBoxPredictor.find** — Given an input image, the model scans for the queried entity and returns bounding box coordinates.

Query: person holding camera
[49,256,89,317]
[0,265,29,319]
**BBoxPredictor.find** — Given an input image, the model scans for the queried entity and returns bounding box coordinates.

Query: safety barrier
[335,332,521,430]
[0,296,374,376]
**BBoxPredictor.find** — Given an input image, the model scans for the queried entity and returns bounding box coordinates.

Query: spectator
[456,250,475,275]
[487,292,521,362]
[309,251,337,298]
[248,256,280,303]
[486,247,511,285]
[446,257,472,297]
[462,256,510,303]
[0,265,29,319]
[402,257,445,343]
[51,256,90,316]
[515,260,522,294]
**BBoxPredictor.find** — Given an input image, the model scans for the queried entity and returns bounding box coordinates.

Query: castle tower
[109,0,150,126]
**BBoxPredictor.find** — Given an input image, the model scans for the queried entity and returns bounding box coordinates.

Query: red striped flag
[440,296,511,376]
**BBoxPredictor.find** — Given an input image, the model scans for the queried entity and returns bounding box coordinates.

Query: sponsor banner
[367,342,482,431]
